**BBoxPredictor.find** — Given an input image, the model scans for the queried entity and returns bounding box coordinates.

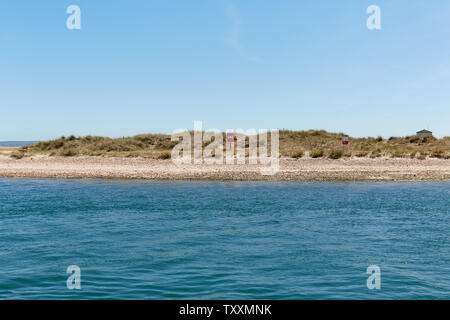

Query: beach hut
[416,129,433,136]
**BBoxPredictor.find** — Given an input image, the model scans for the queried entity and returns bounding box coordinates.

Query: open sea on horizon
[0,179,448,299]
[0,141,37,147]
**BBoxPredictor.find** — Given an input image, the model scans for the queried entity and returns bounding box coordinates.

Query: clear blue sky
[1,0,450,140]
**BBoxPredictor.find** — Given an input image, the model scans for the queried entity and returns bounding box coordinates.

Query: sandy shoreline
[0,155,449,181]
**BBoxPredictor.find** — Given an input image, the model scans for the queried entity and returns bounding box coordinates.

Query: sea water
[0,179,448,299]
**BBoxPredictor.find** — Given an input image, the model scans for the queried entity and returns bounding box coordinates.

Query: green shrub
[391,151,406,158]
[422,136,436,143]
[431,150,444,158]
[291,151,304,159]
[343,152,352,158]
[355,151,369,157]
[311,150,324,158]
[60,148,78,157]
[53,141,64,148]
[328,150,343,159]
[370,152,382,158]
[157,152,171,160]
[10,152,24,159]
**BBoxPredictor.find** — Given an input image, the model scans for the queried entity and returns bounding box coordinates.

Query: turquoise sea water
[0,178,448,299]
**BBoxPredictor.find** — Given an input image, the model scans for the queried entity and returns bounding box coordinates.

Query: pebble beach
[0,155,448,181]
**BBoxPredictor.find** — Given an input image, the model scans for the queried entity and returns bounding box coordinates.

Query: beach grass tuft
[328,150,343,159]
[10,152,25,159]
[311,150,324,158]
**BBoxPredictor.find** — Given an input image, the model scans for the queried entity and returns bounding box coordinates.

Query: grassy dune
[12,130,450,160]
[0,147,21,158]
